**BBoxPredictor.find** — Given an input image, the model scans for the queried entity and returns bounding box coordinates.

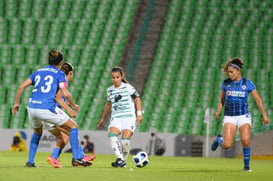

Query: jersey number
[33,75,54,93]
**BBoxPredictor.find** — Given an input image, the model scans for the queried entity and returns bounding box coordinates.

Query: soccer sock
[52,147,60,159]
[109,133,123,160]
[243,147,251,168]
[217,136,223,148]
[121,138,131,161]
[78,145,84,159]
[57,148,63,158]
[28,133,41,164]
[69,128,79,159]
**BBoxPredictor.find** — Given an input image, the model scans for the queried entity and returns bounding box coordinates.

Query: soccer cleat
[111,158,126,168]
[25,162,36,167]
[72,158,92,167]
[243,167,252,172]
[47,156,63,168]
[82,154,96,162]
[211,135,222,151]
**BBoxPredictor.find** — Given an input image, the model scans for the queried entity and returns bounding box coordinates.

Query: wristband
[137,110,142,116]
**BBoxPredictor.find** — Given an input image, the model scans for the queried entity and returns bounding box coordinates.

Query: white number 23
[33,75,54,93]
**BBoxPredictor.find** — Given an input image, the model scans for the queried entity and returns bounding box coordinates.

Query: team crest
[226,90,232,96]
[242,85,246,90]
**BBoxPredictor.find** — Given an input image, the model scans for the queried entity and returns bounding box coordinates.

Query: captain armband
[59,82,68,88]
[131,91,140,99]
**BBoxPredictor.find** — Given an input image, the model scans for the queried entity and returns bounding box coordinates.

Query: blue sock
[58,149,63,157]
[69,128,79,159]
[52,147,60,159]
[217,136,223,148]
[243,147,251,168]
[78,146,84,159]
[27,133,41,164]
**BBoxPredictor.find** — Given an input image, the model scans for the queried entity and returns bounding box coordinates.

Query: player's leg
[121,117,136,162]
[49,127,69,158]
[25,107,43,167]
[46,107,91,167]
[46,127,67,168]
[26,126,43,167]
[108,118,126,167]
[211,116,236,151]
[49,124,96,163]
[221,122,237,148]
[59,119,91,167]
[109,127,125,167]
[121,130,133,162]
[239,115,252,171]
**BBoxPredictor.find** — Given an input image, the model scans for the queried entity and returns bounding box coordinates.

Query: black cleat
[25,162,36,167]
[111,158,126,168]
[243,167,252,172]
[72,158,92,167]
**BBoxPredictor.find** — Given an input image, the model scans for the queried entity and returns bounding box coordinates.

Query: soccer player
[210,57,270,171]
[97,66,143,167]
[45,63,96,168]
[12,49,91,168]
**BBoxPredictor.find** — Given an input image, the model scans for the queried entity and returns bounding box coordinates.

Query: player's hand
[215,112,220,119]
[68,109,77,118]
[12,104,20,115]
[262,115,270,124]
[72,104,80,113]
[136,115,142,126]
[97,119,105,129]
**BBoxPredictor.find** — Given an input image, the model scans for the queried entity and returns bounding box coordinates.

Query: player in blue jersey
[97,66,143,167]
[12,49,91,168]
[210,57,270,171]
[45,62,96,168]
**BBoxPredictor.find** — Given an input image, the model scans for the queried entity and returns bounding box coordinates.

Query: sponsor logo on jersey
[226,90,246,97]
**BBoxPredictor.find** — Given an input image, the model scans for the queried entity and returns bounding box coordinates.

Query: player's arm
[215,90,225,119]
[55,89,77,118]
[251,89,270,124]
[97,101,112,128]
[12,78,32,115]
[134,97,143,125]
[59,83,79,112]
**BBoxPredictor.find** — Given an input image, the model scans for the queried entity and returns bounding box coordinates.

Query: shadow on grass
[170,169,241,173]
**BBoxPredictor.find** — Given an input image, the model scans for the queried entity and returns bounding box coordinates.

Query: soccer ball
[132,151,149,168]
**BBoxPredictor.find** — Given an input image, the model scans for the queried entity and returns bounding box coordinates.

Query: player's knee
[222,141,233,149]
[241,135,250,147]
[241,139,250,147]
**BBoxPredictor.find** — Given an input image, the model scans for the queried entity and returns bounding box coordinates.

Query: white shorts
[43,119,78,131]
[223,114,252,128]
[27,107,70,128]
[108,117,136,133]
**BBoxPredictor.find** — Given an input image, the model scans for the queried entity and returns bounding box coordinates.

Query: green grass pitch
[1,151,273,181]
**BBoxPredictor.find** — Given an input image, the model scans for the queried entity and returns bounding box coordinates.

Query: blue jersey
[222,77,256,116]
[28,65,67,113]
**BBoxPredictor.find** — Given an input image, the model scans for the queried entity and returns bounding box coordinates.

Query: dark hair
[224,57,244,75]
[48,49,64,65]
[111,66,128,83]
[61,62,74,75]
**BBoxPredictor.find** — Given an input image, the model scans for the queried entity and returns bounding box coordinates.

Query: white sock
[109,136,124,160]
[121,138,131,161]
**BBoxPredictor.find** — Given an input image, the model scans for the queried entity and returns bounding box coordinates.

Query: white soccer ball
[132,151,149,168]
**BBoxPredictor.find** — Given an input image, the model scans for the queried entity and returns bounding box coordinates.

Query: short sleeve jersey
[221,77,256,116]
[28,65,67,113]
[106,82,140,118]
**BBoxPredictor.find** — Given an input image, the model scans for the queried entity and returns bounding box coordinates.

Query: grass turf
[0,151,273,181]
